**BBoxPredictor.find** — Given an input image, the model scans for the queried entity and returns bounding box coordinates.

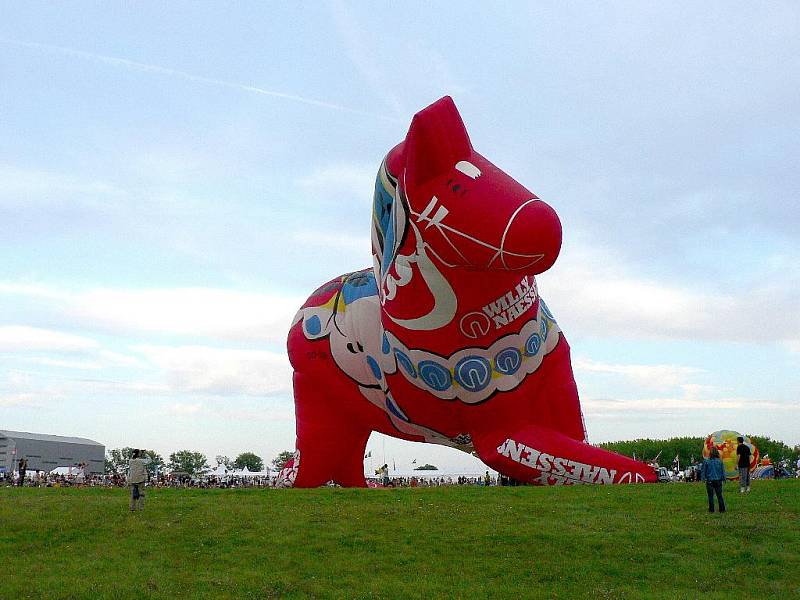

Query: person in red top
[736,436,751,493]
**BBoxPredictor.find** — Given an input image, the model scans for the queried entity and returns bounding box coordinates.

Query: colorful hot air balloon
[281,97,657,488]
[702,430,758,480]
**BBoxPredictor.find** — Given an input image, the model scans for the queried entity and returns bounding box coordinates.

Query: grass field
[2,480,799,599]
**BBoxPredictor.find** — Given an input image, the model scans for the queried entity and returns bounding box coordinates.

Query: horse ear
[403,96,473,189]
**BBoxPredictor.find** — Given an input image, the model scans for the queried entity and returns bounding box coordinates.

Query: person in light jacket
[127,449,151,512]
[700,447,726,513]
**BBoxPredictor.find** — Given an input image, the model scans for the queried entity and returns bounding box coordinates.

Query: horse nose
[496,199,562,273]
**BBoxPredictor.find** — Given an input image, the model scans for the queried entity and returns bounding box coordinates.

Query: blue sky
[1,3,798,471]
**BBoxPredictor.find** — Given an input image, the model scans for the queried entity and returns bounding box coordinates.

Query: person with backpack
[700,447,726,513]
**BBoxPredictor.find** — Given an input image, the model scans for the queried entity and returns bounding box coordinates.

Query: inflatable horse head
[285,97,657,488]
[371,97,563,345]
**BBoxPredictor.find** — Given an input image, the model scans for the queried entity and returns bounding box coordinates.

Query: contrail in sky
[1,38,399,121]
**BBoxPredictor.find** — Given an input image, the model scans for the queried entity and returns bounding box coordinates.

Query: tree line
[105,448,297,477]
[597,436,800,466]
[105,437,799,477]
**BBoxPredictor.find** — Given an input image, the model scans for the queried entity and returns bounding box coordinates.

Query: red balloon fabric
[282,97,656,487]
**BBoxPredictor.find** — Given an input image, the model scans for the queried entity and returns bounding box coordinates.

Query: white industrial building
[0,430,105,475]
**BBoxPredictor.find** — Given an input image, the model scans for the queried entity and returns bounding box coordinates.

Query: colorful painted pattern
[293,269,560,405]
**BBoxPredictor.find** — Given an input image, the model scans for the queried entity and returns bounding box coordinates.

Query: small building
[0,430,105,475]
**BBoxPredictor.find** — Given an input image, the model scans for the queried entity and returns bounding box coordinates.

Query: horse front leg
[472,424,657,485]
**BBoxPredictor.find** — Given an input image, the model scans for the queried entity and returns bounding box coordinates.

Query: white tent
[229,467,271,478]
[50,466,76,475]
[367,467,498,479]
[209,463,231,478]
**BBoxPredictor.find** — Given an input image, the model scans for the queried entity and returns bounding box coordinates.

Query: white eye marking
[455,160,481,179]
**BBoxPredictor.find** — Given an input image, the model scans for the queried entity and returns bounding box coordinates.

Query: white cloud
[538,240,800,344]
[0,322,149,372]
[75,288,300,342]
[0,282,303,343]
[0,282,72,300]
[573,357,703,389]
[25,357,103,370]
[0,326,99,352]
[216,407,294,422]
[69,379,171,395]
[575,355,798,424]
[583,396,770,412]
[0,393,43,408]
[95,350,149,369]
[162,401,293,422]
[134,345,292,397]
[582,377,794,414]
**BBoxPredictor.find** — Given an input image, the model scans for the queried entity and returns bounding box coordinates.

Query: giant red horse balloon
[281,97,656,487]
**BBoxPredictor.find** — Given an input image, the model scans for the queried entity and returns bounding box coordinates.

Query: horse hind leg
[287,372,372,488]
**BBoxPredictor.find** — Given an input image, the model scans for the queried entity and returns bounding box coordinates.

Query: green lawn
[2,480,799,599]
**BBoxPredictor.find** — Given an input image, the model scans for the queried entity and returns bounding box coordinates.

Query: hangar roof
[0,430,103,446]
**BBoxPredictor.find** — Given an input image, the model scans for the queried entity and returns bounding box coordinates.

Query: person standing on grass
[700,447,726,513]
[380,464,390,487]
[736,436,752,493]
[17,457,27,487]
[127,449,151,512]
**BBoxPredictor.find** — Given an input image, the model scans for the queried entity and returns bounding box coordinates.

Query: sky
[1,3,798,472]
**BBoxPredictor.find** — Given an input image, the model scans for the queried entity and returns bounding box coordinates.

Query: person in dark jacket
[736,436,751,493]
[17,458,27,487]
[700,447,726,513]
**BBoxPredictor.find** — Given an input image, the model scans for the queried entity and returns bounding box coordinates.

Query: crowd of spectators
[1,469,113,487]
[0,470,281,488]
[369,476,483,487]
[4,460,795,489]
[367,473,528,487]
[2,467,506,489]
